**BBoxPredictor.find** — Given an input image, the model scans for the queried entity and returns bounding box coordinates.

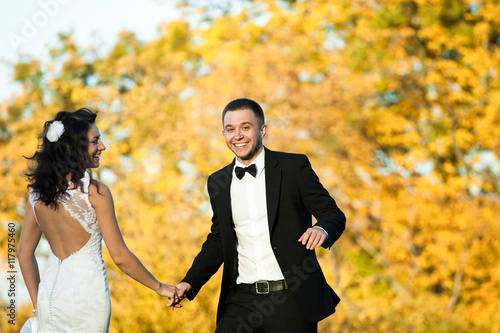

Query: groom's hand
[176,282,192,298]
[298,227,327,250]
[168,282,192,310]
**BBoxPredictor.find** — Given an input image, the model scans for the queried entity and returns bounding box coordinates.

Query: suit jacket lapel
[265,148,281,236]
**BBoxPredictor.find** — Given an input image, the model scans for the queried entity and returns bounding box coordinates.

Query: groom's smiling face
[222,109,267,165]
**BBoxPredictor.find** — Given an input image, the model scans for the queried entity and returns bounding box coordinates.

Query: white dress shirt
[231,149,285,284]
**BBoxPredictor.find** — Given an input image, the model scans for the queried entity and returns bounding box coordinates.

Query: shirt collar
[234,147,265,178]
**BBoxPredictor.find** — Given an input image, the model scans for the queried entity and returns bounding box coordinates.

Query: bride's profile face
[87,123,106,168]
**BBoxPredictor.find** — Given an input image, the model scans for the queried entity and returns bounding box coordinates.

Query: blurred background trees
[1,0,499,332]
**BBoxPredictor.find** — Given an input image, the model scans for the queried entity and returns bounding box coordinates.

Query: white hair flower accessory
[46,120,65,142]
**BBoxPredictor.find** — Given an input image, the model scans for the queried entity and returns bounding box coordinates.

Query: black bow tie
[235,164,257,179]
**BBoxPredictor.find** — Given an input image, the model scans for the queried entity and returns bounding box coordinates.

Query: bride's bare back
[32,202,91,261]
[30,181,99,261]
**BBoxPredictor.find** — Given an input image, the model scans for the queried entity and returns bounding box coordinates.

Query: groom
[175,98,346,332]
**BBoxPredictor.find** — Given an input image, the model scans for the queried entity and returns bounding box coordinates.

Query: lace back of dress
[60,177,98,235]
[28,189,40,226]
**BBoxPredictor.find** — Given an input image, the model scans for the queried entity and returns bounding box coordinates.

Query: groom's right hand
[176,282,192,299]
[168,282,192,310]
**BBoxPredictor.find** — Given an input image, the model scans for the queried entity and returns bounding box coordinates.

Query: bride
[18,108,179,332]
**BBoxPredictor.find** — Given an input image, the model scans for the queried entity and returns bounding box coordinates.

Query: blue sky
[0,0,182,101]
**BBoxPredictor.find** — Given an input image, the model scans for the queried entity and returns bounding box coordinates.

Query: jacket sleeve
[181,174,224,300]
[297,155,346,248]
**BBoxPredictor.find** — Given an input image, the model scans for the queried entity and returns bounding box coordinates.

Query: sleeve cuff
[313,225,328,238]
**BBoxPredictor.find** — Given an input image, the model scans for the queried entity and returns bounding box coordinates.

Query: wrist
[155,281,162,293]
[313,226,328,238]
[182,281,192,293]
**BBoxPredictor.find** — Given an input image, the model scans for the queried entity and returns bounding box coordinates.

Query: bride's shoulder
[88,180,114,211]
[88,179,112,198]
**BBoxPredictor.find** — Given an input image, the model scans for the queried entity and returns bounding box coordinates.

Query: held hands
[166,282,192,310]
[155,283,183,309]
[298,227,327,250]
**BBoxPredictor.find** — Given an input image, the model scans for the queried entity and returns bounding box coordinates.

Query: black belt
[237,280,288,294]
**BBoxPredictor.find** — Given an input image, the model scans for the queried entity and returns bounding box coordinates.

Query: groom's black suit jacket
[182,148,346,323]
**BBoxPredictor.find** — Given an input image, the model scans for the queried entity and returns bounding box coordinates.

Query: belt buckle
[255,281,270,294]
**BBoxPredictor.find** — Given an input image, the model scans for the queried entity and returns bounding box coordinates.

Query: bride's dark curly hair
[26,108,99,208]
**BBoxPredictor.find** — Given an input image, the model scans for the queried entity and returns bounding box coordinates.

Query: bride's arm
[89,182,178,299]
[18,202,42,313]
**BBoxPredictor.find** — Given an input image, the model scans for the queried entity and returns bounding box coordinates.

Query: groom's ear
[261,124,268,137]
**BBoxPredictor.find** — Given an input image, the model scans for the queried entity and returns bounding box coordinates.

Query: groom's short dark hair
[222,98,265,127]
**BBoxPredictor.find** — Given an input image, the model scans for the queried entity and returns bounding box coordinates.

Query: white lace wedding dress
[28,176,111,332]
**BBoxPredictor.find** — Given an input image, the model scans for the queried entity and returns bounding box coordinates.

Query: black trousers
[215,288,317,333]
